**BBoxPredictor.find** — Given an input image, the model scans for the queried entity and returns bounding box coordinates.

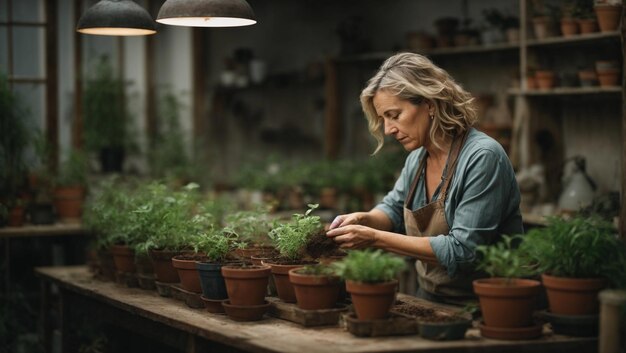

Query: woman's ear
[427,101,435,115]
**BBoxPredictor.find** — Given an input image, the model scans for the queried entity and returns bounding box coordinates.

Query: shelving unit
[325,0,624,230]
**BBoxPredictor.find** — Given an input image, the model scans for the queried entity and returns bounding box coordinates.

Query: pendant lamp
[157,0,256,27]
[77,0,156,36]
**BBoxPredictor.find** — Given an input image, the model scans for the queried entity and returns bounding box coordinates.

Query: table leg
[40,280,52,353]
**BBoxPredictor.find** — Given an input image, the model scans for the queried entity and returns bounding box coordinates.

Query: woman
[326,52,522,303]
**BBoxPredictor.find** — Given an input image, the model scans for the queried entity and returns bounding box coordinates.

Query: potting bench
[36,265,598,353]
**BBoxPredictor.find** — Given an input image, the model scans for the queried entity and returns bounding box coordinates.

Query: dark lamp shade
[77,0,157,36]
[157,0,256,27]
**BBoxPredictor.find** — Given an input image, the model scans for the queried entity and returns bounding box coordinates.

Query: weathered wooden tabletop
[35,266,597,353]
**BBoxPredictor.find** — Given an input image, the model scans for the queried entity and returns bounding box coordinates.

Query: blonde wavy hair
[360,52,478,154]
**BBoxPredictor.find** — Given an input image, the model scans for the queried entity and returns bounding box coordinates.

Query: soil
[392,301,459,323]
[174,254,209,262]
[263,258,318,266]
[304,229,341,259]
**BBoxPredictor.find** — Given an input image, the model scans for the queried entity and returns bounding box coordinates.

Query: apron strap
[405,150,428,208]
[439,129,470,200]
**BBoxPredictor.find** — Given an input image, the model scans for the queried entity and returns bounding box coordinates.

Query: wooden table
[36,266,598,353]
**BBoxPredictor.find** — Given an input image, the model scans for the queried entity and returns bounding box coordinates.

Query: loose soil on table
[304,230,341,259]
[392,301,458,323]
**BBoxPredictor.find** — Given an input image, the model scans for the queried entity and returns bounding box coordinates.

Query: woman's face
[373,90,432,151]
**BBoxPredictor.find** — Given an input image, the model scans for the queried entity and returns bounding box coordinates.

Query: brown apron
[403,130,481,299]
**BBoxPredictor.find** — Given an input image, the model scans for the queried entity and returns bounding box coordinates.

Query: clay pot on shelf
[172,255,205,293]
[265,261,316,303]
[578,18,598,34]
[53,185,85,223]
[594,5,622,32]
[7,205,25,227]
[197,261,229,301]
[346,279,398,320]
[149,249,183,283]
[597,68,621,87]
[578,69,599,87]
[221,264,271,306]
[406,31,434,51]
[532,17,557,39]
[222,299,270,321]
[560,17,579,36]
[288,268,341,310]
[542,274,607,316]
[535,70,557,90]
[110,244,136,274]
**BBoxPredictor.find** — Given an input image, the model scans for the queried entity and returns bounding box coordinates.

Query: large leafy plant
[333,249,405,283]
[269,204,323,261]
[476,235,535,282]
[521,216,626,287]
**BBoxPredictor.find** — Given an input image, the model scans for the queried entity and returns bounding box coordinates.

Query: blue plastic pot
[196,262,228,300]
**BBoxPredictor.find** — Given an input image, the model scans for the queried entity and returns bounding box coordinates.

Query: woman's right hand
[328,212,370,230]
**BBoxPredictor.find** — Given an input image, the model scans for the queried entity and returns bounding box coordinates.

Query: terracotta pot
[201,296,225,314]
[288,268,341,310]
[53,185,85,222]
[149,249,182,283]
[526,76,538,90]
[8,205,25,227]
[172,255,204,293]
[594,5,622,32]
[578,70,599,87]
[578,19,598,34]
[535,70,556,90]
[97,248,116,281]
[346,279,398,320]
[532,17,556,39]
[197,262,228,300]
[222,299,270,321]
[473,278,541,328]
[597,68,621,87]
[221,264,271,306]
[110,244,136,273]
[560,18,579,37]
[319,187,338,210]
[267,262,308,303]
[542,274,607,315]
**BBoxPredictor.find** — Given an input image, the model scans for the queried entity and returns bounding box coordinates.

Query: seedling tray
[267,296,349,327]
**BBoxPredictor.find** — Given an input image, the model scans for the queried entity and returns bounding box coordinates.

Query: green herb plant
[193,227,238,263]
[56,149,88,187]
[224,205,274,248]
[476,235,536,283]
[332,249,405,283]
[268,203,323,261]
[521,216,626,288]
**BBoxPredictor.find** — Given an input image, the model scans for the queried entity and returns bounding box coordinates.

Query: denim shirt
[375,128,523,277]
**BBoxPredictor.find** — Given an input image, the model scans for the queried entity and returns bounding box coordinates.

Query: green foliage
[56,149,88,186]
[521,216,626,287]
[133,182,215,254]
[224,205,274,247]
[332,249,405,283]
[296,264,338,276]
[269,204,323,261]
[83,55,136,153]
[193,227,238,263]
[476,235,535,280]
[482,8,519,31]
[0,73,31,198]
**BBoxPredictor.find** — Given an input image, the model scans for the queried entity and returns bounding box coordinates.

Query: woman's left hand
[326,224,378,249]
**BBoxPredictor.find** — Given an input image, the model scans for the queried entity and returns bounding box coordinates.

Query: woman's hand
[328,212,370,230]
[326,223,378,249]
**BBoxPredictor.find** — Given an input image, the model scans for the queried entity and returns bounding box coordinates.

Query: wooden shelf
[526,31,620,47]
[0,222,87,238]
[336,42,519,63]
[508,86,622,96]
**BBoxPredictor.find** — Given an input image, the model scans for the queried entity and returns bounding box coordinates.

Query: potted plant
[266,204,322,303]
[0,73,31,226]
[417,305,474,341]
[572,0,598,33]
[288,264,342,310]
[53,149,88,223]
[521,216,626,316]
[473,235,543,340]
[224,206,276,259]
[83,54,137,173]
[333,249,405,320]
[561,1,581,36]
[531,2,560,39]
[194,227,240,312]
[594,0,621,32]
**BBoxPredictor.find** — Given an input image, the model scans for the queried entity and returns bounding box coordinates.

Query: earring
[430,113,434,120]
